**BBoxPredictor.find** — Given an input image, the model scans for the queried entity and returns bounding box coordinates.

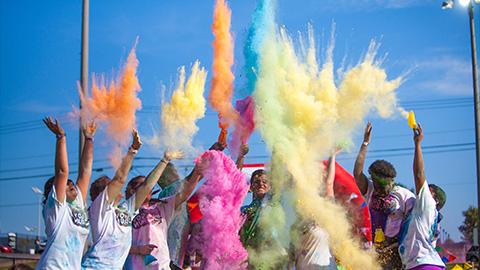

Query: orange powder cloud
[209,0,239,128]
[79,46,142,166]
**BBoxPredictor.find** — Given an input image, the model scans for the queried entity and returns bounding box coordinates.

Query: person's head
[158,163,180,189]
[429,184,446,210]
[250,169,270,199]
[126,175,146,201]
[89,176,112,202]
[43,177,77,204]
[368,160,397,196]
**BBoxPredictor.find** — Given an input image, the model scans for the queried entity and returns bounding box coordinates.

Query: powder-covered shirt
[81,188,136,269]
[36,185,89,270]
[398,181,445,270]
[124,196,176,270]
[364,180,416,238]
[294,223,337,270]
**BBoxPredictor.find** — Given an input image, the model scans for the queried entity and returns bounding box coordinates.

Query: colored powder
[79,46,141,167]
[195,150,249,270]
[230,96,255,158]
[209,0,239,128]
[247,155,293,269]
[151,61,207,155]
[252,1,405,268]
[240,0,274,98]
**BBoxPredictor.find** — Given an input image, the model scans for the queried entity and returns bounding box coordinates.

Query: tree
[458,206,479,243]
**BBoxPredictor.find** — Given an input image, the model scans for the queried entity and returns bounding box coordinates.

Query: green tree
[458,206,479,243]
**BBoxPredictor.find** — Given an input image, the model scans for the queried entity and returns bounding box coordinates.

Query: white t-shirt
[364,180,416,237]
[295,224,337,270]
[81,188,136,269]
[124,196,176,270]
[398,181,445,269]
[36,185,90,270]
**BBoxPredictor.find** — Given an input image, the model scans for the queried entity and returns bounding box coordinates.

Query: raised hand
[363,122,372,144]
[209,141,227,151]
[131,129,142,150]
[332,145,343,156]
[164,150,184,161]
[239,144,249,157]
[83,121,97,139]
[43,117,65,137]
[413,124,423,145]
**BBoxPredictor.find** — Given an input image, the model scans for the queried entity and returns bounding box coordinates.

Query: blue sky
[0,0,478,241]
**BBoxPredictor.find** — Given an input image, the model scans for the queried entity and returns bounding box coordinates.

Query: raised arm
[76,121,97,201]
[106,130,142,204]
[43,117,68,203]
[325,148,341,199]
[236,144,249,170]
[413,124,425,195]
[174,166,202,209]
[354,122,372,195]
[134,151,183,210]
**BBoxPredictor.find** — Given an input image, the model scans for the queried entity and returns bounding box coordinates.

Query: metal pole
[466,0,480,241]
[37,196,41,240]
[79,0,89,166]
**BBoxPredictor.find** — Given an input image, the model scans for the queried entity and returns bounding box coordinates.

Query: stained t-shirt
[36,186,89,270]
[294,222,337,270]
[124,197,176,270]
[364,181,416,238]
[82,188,136,269]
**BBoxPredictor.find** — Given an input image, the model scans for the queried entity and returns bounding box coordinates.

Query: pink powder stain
[195,150,249,270]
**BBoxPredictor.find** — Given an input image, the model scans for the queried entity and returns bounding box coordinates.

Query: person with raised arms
[36,118,96,270]
[124,149,208,270]
[398,125,446,270]
[81,130,183,269]
[353,122,416,269]
[290,149,340,270]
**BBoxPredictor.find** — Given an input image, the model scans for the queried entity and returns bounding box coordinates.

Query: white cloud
[412,56,473,96]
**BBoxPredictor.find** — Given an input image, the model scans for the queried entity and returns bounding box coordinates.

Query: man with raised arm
[353,122,415,269]
[398,125,446,270]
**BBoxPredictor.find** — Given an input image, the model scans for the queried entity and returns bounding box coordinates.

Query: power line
[0,98,474,134]
[367,142,474,153]
[0,158,111,174]
[0,202,38,208]
[0,145,473,183]
[0,142,475,176]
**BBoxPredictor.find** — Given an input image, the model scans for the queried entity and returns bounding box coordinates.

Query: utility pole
[79,0,89,166]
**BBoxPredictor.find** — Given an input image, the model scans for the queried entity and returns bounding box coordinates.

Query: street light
[31,186,42,240]
[442,0,480,263]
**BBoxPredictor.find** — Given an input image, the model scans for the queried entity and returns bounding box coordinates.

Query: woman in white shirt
[36,118,96,270]
[81,131,182,270]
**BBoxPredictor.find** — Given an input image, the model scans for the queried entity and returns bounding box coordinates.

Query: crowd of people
[12,117,446,270]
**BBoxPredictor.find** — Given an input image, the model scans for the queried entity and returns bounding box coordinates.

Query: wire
[0,158,111,174]
[0,202,39,208]
[0,98,474,134]
[0,142,473,182]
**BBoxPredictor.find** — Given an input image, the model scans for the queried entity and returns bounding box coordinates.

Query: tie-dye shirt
[81,188,136,269]
[36,186,89,270]
[124,197,176,270]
